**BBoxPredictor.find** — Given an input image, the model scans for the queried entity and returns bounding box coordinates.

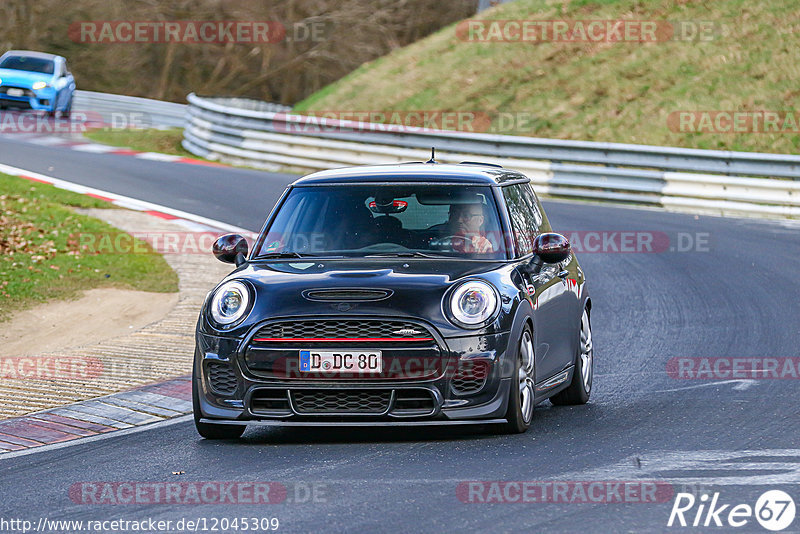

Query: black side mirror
[213,234,248,266]
[531,232,571,266]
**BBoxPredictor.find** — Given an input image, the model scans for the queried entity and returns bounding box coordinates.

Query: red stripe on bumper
[252,337,433,343]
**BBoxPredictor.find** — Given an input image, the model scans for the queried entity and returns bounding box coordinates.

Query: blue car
[0,50,76,117]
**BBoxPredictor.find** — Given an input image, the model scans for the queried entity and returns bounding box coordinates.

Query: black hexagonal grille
[291,389,391,414]
[206,361,238,395]
[451,361,489,394]
[0,85,35,97]
[254,320,432,340]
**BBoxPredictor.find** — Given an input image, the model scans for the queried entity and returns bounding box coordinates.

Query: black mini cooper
[193,162,593,438]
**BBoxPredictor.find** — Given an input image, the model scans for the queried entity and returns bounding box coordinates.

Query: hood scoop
[302,288,393,302]
[329,269,393,278]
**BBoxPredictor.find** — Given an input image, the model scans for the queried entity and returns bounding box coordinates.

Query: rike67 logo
[668,490,796,531]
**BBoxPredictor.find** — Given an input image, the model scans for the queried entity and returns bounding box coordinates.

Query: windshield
[0,55,54,74]
[256,184,508,259]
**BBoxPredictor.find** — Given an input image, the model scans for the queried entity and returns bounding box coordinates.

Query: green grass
[0,173,178,319]
[295,0,800,154]
[84,128,194,157]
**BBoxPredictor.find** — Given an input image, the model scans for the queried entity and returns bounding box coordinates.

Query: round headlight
[32,81,48,90]
[449,280,499,327]
[210,280,251,326]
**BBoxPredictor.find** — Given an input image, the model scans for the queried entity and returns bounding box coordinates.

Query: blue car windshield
[0,56,54,74]
[256,184,508,259]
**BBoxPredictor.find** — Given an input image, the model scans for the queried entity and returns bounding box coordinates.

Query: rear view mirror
[368,199,408,214]
[213,234,249,266]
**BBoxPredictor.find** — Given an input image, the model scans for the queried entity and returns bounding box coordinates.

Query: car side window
[519,184,543,229]
[502,184,539,256]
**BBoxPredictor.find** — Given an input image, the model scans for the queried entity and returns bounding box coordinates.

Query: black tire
[192,368,246,439]
[63,97,72,119]
[502,324,535,434]
[550,307,593,406]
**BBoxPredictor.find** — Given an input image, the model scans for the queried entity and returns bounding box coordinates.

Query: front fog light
[449,280,499,327]
[210,280,251,326]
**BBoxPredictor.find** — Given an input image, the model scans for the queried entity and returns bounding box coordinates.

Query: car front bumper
[0,87,57,111]
[194,325,514,426]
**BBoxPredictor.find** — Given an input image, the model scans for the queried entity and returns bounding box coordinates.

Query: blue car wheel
[48,93,58,117]
[63,95,72,118]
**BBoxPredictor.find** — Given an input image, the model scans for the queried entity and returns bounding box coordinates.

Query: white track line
[0,162,252,234]
[0,162,256,458]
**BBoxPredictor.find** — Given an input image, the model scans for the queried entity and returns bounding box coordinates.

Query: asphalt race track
[1,136,799,532]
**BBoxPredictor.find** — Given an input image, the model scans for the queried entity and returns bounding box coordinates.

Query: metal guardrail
[182,93,800,219]
[73,90,187,129]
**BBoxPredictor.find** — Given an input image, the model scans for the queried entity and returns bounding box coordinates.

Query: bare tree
[0,0,478,104]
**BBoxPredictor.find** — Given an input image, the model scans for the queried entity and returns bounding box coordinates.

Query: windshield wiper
[365,251,448,259]
[258,252,316,259]
[257,252,348,260]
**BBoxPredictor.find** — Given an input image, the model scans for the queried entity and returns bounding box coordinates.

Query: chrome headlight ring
[208,280,253,328]
[446,279,500,329]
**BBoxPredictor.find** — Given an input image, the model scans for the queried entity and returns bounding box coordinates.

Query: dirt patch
[0,288,178,357]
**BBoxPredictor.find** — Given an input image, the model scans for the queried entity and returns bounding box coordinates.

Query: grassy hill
[295,0,800,154]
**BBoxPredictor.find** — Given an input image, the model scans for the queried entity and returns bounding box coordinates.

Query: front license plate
[6,88,24,97]
[299,350,382,373]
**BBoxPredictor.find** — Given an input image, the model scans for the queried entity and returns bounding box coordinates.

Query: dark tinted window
[0,56,54,74]
[502,184,541,256]
[257,184,507,259]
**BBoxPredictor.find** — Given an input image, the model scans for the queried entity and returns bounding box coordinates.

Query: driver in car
[446,203,494,253]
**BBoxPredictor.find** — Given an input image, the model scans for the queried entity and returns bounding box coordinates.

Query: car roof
[1,50,60,61]
[292,162,529,186]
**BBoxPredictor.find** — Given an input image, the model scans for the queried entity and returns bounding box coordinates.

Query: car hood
[0,68,53,87]
[209,258,516,337]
